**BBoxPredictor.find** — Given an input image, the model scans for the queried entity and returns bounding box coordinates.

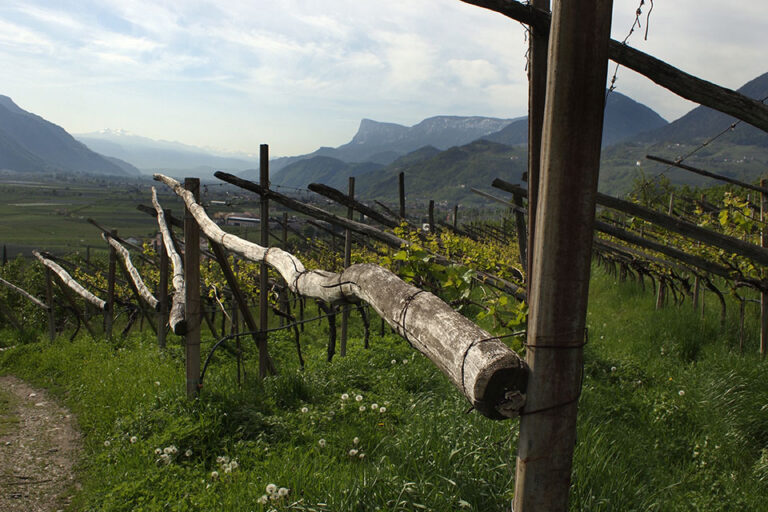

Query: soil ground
[0,375,81,512]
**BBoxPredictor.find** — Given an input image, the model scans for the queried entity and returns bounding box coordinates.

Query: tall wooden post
[526,0,550,296]
[761,178,767,357]
[398,172,406,220]
[453,204,459,230]
[282,212,289,246]
[340,176,355,357]
[258,144,271,378]
[514,1,613,511]
[157,221,169,349]
[105,231,117,339]
[184,178,201,398]
[512,192,528,278]
[428,200,435,233]
[45,268,56,342]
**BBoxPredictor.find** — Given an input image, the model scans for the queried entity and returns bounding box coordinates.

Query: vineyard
[2,1,768,511]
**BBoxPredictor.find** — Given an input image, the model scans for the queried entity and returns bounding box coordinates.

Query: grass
[1,267,767,510]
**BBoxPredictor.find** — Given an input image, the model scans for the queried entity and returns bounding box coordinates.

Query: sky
[1,0,767,157]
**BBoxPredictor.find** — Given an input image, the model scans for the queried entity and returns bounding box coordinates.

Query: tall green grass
[1,266,767,510]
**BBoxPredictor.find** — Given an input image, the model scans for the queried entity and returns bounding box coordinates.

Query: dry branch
[154,172,528,419]
[151,187,186,334]
[33,251,106,310]
[0,277,49,310]
[102,233,160,310]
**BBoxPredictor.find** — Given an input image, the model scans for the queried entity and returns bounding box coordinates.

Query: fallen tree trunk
[33,251,106,310]
[154,172,528,419]
[102,233,160,311]
[151,187,186,334]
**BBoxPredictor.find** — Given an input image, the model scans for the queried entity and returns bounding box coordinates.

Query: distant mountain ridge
[260,115,521,177]
[0,96,139,176]
[482,90,668,147]
[76,129,259,178]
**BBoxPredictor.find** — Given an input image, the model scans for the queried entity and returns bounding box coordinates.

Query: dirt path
[0,375,81,512]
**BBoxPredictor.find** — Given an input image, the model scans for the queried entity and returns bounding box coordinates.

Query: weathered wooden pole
[398,172,406,220]
[184,178,202,398]
[105,231,117,339]
[453,204,459,230]
[513,1,613,510]
[761,178,768,357]
[340,177,355,357]
[428,200,435,233]
[258,144,271,378]
[512,192,528,278]
[45,268,56,341]
[157,226,169,348]
[526,0,549,295]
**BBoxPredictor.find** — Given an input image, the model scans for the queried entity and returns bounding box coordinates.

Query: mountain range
[0,96,139,176]
[3,71,767,200]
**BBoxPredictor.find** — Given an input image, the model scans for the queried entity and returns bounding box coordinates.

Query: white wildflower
[341,393,349,400]
[301,406,309,414]
[358,452,365,460]
[129,436,138,444]
[318,439,326,448]
[371,403,379,411]
[211,471,219,480]
[229,460,238,470]
[355,394,363,402]
[349,449,358,457]
[679,390,685,396]
[266,483,277,495]
[353,437,360,445]
[185,449,193,457]
[278,487,289,497]
[402,359,408,364]
[391,359,397,365]
[359,405,366,412]
[104,440,111,447]
[154,448,162,455]
[258,495,269,505]
[379,407,387,413]
[159,453,171,465]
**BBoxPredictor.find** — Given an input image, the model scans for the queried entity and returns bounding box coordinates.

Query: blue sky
[1,0,767,157]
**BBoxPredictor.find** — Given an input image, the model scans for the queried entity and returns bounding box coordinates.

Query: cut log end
[470,352,528,420]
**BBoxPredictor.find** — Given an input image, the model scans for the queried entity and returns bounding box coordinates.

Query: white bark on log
[154,173,528,419]
[151,187,186,334]
[0,277,50,310]
[32,251,106,310]
[102,233,160,310]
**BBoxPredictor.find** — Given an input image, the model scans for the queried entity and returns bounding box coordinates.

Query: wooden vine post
[514,1,613,510]
[258,144,271,378]
[184,178,202,398]
[105,230,117,339]
[762,178,768,357]
[340,176,355,357]
[45,268,56,342]
[398,171,406,220]
[526,0,549,293]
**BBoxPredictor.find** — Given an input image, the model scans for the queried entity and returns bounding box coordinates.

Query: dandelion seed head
[185,449,193,457]
[318,439,326,448]
[278,487,289,497]
[258,495,269,505]
[355,394,363,402]
[341,393,349,400]
[379,407,387,413]
[349,449,358,457]
[154,448,162,455]
[353,437,360,445]
[679,390,685,396]
[211,471,219,480]
[371,403,379,410]
[104,440,111,447]
[359,405,366,412]
[266,483,277,494]
[129,436,138,444]
[301,406,309,414]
